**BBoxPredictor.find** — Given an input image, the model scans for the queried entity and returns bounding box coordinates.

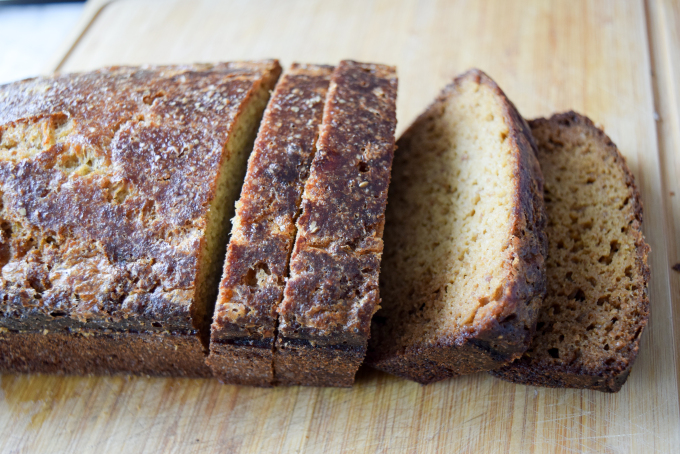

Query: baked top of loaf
[367,69,547,381]
[276,60,398,347]
[0,62,280,337]
[492,112,650,392]
[210,64,333,344]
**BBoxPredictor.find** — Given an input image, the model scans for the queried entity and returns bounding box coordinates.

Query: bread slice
[0,62,281,377]
[366,69,547,384]
[273,61,398,387]
[491,112,650,392]
[207,64,333,386]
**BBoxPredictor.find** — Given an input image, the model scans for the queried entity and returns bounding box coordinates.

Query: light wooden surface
[2,0,679,452]
[648,0,680,394]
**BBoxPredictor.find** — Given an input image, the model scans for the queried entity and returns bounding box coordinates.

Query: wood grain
[647,0,680,396]
[42,0,114,76]
[2,0,679,452]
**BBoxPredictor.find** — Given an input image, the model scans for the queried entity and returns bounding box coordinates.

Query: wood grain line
[43,0,117,75]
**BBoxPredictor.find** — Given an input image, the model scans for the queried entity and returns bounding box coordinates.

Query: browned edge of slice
[0,331,211,378]
[274,60,398,387]
[491,112,650,393]
[365,69,547,385]
[207,64,333,386]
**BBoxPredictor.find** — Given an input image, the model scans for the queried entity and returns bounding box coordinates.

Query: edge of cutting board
[43,0,117,75]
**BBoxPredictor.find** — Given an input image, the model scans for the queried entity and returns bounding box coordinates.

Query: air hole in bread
[599,240,620,265]
[568,288,586,302]
[625,266,633,279]
[597,295,609,306]
[245,262,271,287]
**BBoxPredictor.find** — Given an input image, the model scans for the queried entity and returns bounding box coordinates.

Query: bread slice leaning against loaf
[208,64,333,386]
[491,112,650,392]
[274,61,398,387]
[366,69,547,385]
[0,62,281,377]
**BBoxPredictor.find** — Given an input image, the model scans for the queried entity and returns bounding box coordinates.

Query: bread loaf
[0,62,281,376]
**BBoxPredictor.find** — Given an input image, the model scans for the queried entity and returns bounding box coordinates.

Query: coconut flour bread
[274,61,398,387]
[207,64,333,386]
[491,112,650,392]
[0,62,281,377]
[366,69,547,384]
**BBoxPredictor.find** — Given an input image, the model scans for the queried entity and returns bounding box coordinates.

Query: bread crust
[207,64,332,386]
[0,62,281,376]
[491,112,650,393]
[0,330,212,377]
[366,69,547,384]
[274,61,398,387]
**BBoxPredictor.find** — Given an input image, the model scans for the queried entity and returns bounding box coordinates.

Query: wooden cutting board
[2,0,680,452]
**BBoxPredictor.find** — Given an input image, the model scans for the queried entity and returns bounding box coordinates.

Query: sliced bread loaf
[274,61,398,387]
[0,62,281,376]
[207,64,332,386]
[366,69,547,384]
[491,112,650,392]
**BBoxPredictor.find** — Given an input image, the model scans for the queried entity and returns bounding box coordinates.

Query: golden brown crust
[366,69,547,384]
[274,61,398,386]
[207,64,332,386]
[491,112,650,393]
[0,330,212,377]
[0,62,281,376]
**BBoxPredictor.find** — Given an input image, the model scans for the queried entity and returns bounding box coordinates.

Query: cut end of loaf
[492,111,650,393]
[367,69,547,382]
